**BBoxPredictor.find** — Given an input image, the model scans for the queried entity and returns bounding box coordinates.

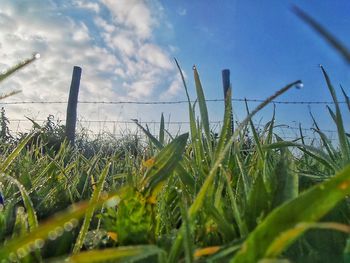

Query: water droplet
[64,222,74,232]
[8,253,17,262]
[192,65,197,70]
[48,231,58,240]
[17,206,25,213]
[295,82,304,89]
[34,53,41,59]
[27,242,36,252]
[34,239,45,249]
[55,227,64,237]
[101,191,108,200]
[70,218,79,227]
[106,196,120,208]
[16,248,28,258]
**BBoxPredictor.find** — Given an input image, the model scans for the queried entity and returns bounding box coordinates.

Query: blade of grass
[168,80,302,263]
[133,120,163,149]
[326,105,337,123]
[175,59,205,169]
[206,243,242,263]
[0,193,116,260]
[263,106,278,194]
[0,175,38,232]
[231,164,350,262]
[72,162,111,254]
[134,119,195,191]
[141,133,188,197]
[0,132,36,172]
[12,207,28,238]
[340,85,350,112]
[265,105,276,145]
[180,199,194,263]
[222,168,248,236]
[299,123,306,145]
[309,110,337,162]
[0,53,39,83]
[245,101,264,160]
[263,141,338,171]
[68,245,165,263]
[193,65,211,149]
[206,202,236,241]
[0,90,21,100]
[312,128,337,161]
[321,66,350,165]
[270,143,298,207]
[159,113,165,145]
[235,154,250,198]
[292,6,350,64]
[214,87,233,160]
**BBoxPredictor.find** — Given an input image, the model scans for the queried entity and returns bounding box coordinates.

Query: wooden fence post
[65,66,82,145]
[222,69,234,132]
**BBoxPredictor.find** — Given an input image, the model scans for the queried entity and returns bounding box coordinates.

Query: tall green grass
[0,9,349,262]
[1,60,348,262]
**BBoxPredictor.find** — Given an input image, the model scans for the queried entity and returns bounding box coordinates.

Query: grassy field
[0,11,350,263]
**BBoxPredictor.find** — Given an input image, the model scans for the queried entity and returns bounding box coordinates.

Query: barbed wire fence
[1,101,340,142]
[0,98,347,105]
[1,66,346,144]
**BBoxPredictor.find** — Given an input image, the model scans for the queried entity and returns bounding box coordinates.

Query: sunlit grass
[0,8,349,262]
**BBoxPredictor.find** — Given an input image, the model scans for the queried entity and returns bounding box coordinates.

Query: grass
[0,8,350,262]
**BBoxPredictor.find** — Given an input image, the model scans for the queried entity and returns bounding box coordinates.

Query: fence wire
[2,97,345,142]
[7,118,337,131]
[0,99,347,105]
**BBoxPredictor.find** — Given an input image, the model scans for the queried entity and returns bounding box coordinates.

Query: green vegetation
[0,9,349,263]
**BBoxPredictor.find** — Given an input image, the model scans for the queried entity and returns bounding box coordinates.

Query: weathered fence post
[222,69,234,132]
[65,66,82,145]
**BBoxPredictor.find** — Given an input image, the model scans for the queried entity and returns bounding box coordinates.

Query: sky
[0,0,349,139]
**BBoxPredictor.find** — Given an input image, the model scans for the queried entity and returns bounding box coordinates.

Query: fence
[2,118,341,145]
[0,99,347,106]
[1,66,346,144]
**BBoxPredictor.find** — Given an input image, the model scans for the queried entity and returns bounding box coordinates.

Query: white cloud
[74,0,100,13]
[72,22,91,42]
[101,0,155,40]
[138,44,173,70]
[0,13,18,34]
[160,77,183,99]
[95,0,179,99]
[94,17,114,33]
[178,8,187,16]
[129,79,156,98]
[110,33,136,56]
[0,0,182,134]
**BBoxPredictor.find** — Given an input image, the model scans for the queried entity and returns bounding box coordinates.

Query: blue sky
[0,0,349,138]
[163,1,350,135]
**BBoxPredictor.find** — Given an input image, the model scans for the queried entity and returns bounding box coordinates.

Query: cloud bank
[0,0,184,133]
